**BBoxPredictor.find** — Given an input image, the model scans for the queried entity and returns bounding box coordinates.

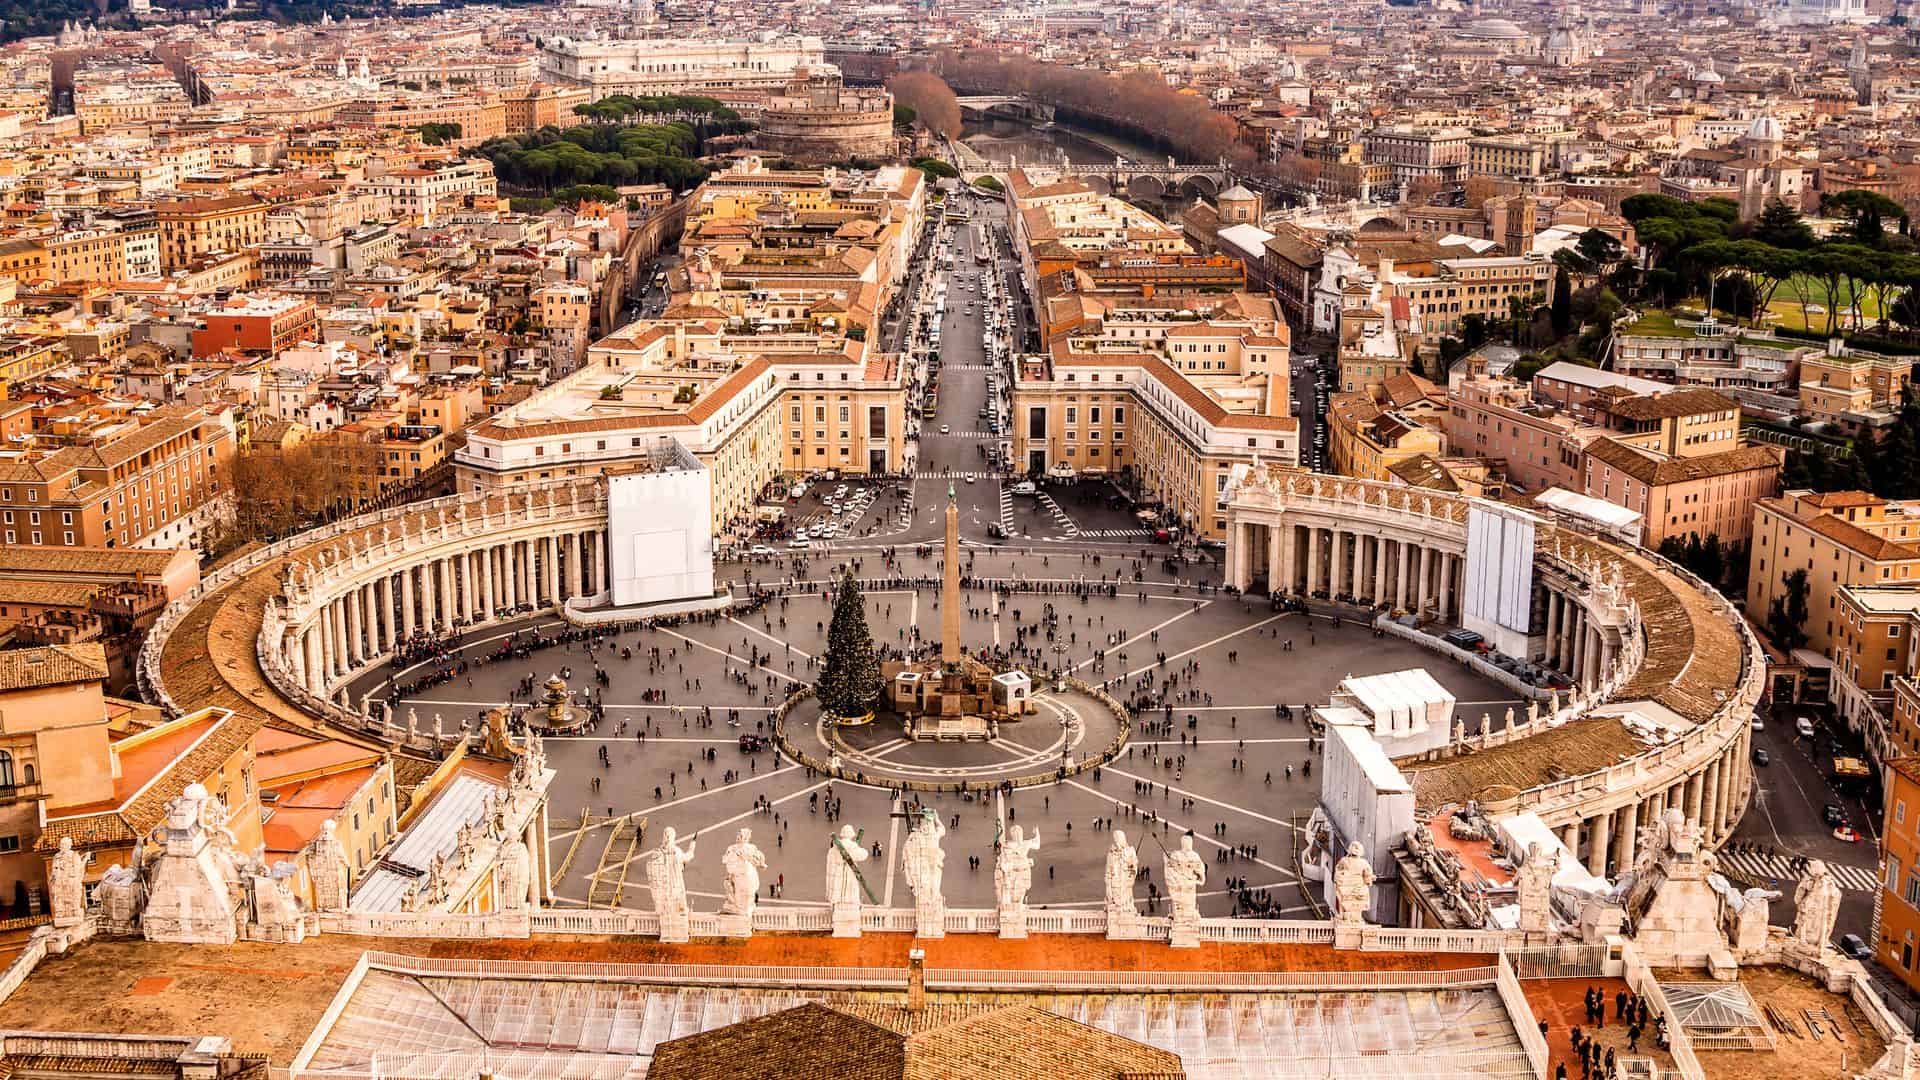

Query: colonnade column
[1265,524,1282,596]
[1614,802,1637,876]
[1396,541,1411,610]
[1305,527,1321,597]
[1549,592,1564,666]
[1685,772,1704,826]
[1417,545,1433,614]
[481,547,498,620]
[547,536,562,604]
[1329,530,1346,599]
[304,627,323,695]
[400,567,416,639]
[1589,810,1613,877]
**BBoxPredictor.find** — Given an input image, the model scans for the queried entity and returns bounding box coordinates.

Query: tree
[1823,189,1909,247]
[1550,270,1573,338]
[910,157,958,180]
[887,72,962,139]
[1766,568,1812,652]
[1750,199,1815,250]
[816,572,881,720]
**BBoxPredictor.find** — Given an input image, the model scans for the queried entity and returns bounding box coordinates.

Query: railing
[0,931,48,1008]
[1361,927,1516,953]
[1622,944,1706,1080]
[861,908,918,933]
[1198,919,1334,944]
[357,948,1496,993]
[321,911,530,938]
[1504,943,1611,979]
[1024,909,1106,934]
[1498,952,1552,1080]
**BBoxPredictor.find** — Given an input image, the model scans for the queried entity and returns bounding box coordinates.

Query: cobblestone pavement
[355,549,1525,918]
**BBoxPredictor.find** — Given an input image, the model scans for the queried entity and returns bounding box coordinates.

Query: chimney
[907,947,926,1014]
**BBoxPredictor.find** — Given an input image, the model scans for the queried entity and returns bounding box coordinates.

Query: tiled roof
[648,1002,1185,1080]
[1583,438,1782,486]
[1606,388,1738,421]
[0,642,107,690]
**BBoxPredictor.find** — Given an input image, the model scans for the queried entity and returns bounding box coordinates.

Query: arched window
[0,750,12,788]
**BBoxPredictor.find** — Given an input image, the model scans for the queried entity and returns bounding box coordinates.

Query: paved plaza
[353,547,1525,919]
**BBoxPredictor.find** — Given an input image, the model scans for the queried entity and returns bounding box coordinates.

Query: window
[0,835,17,854]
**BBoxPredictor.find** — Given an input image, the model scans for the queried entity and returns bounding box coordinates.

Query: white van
[1796,716,1817,738]
[1011,481,1038,496]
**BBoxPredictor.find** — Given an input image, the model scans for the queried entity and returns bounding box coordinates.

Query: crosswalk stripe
[1715,850,1881,892]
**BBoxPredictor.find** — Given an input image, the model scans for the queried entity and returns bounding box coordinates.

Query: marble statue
[825,824,869,907]
[1516,842,1559,934]
[1332,841,1375,925]
[902,809,946,917]
[498,836,532,912]
[1164,834,1207,926]
[720,828,766,917]
[1104,830,1139,921]
[994,825,1042,913]
[50,836,89,927]
[645,827,696,918]
[1729,885,1780,951]
[306,820,351,913]
[1791,860,1843,951]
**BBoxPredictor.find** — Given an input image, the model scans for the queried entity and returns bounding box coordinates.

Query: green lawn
[1763,273,1890,332]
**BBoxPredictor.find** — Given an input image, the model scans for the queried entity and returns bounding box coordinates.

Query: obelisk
[942,481,962,669]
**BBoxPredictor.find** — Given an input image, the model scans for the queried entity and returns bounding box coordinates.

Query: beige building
[156,195,268,272]
[1748,491,1920,662]
[1010,299,1297,540]
[456,321,907,541]
[1799,339,1913,434]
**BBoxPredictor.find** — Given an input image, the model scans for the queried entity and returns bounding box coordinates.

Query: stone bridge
[974,160,1235,201]
[955,95,1054,123]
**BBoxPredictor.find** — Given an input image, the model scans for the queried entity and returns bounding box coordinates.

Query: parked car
[1441,628,1484,650]
[1750,716,1765,732]
[1751,748,1770,766]
[1011,481,1038,496]
[1834,827,1863,843]
[1823,804,1846,827]
[1796,716,1817,737]
[1841,933,1871,959]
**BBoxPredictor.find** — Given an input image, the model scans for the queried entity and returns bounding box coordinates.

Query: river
[959,115,1162,169]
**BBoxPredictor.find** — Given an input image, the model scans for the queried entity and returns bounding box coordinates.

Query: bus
[921,404,938,420]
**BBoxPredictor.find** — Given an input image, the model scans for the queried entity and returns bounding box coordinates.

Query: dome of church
[1460,18,1530,38]
[1746,115,1783,143]
[1545,27,1576,50]
[1692,59,1724,83]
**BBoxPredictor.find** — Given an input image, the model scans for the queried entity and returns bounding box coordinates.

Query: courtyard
[352,547,1525,919]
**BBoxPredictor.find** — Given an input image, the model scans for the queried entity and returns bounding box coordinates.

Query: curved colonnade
[1223,470,1766,880]
[141,470,1764,887]
[139,479,612,752]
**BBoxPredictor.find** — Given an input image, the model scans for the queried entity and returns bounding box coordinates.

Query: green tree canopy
[816,572,881,720]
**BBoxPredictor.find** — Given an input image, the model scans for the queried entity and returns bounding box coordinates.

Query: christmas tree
[817,570,881,720]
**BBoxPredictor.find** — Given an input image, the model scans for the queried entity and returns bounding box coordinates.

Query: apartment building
[188,295,319,357]
[1327,389,1446,482]
[1011,308,1297,540]
[1799,338,1913,434]
[1607,314,1807,400]
[359,158,498,227]
[1874,757,1920,989]
[1580,436,1782,548]
[1443,368,1588,494]
[1830,584,1920,764]
[1748,490,1920,660]
[456,322,907,540]
[1361,125,1471,186]
[156,195,268,272]
[0,404,235,550]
